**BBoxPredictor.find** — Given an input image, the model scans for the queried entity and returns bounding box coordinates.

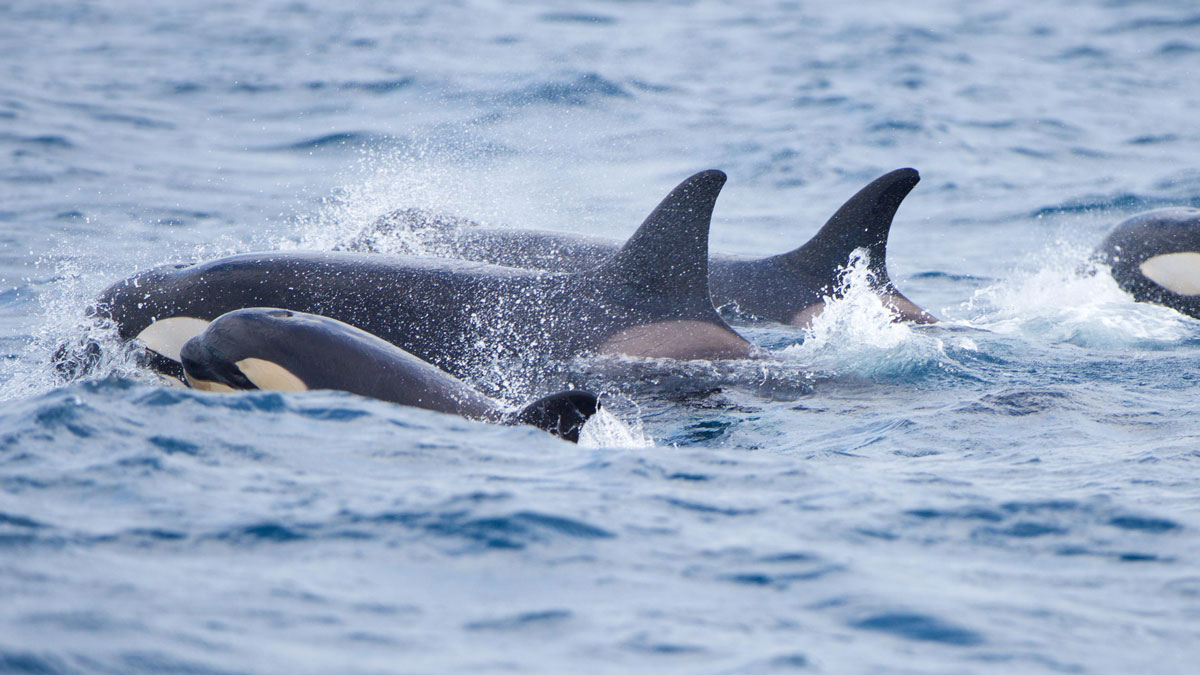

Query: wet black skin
[95,171,755,382]
[351,168,935,325]
[181,308,598,442]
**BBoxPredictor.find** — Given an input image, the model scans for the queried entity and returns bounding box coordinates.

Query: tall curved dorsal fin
[589,169,726,310]
[769,168,920,284]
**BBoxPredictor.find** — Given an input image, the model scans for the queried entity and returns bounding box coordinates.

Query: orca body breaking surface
[94,171,756,384]
[181,308,598,442]
[350,169,935,326]
[1097,207,1200,319]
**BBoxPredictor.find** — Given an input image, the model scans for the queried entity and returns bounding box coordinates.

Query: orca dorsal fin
[589,170,727,310]
[770,168,920,284]
[512,390,599,442]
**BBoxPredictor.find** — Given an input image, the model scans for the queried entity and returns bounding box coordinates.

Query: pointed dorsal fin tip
[853,167,920,202]
[770,167,921,272]
[631,169,726,228]
[888,167,921,194]
[622,169,727,252]
[691,168,727,185]
[588,169,728,306]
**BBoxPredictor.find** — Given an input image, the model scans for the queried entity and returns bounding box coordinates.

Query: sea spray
[277,137,562,255]
[0,253,164,401]
[578,405,654,449]
[280,146,455,254]
[779,249,955,378]
[954,240,1193,348]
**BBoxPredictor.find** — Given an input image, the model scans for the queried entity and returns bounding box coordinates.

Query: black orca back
[511,391,600,443]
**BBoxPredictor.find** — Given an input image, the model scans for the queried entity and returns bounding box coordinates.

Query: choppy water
[4,1,1200,672]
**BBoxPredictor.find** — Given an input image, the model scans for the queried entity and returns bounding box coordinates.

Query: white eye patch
[136,316,211,361]
[1139,252,1200,296]
[235,358,309,392]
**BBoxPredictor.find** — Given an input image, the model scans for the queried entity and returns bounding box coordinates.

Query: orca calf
[351,168,934,326]
[1097,207,1200,319]
[94,170,757,385]
[181,308,598,442]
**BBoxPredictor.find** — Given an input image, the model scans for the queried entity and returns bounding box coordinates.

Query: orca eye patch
[1139,252,1200,296]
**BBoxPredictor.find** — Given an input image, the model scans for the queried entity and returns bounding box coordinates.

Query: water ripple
[500,73,631,107]
[464,609,572,631]
[850,612,984,646]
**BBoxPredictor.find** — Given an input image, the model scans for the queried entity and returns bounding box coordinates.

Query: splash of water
[281,146,449,254]
[0,191,265,402]
[278,137,544,255]
[778,249,955,378]
[951,240,1194,348]
[577,407,653,448]
[577,398,654,449]
[0,254,162,402]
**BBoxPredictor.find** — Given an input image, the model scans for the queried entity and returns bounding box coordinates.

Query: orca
[181,308,598,442]
[92,170,757,386]
[347,168,935,326]
[1097,207,1200,319]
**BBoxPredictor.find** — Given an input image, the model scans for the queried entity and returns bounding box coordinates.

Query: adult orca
[1096,207,1200,319]
[93,170,757,386]
[347,168,935,326]
[181,308,598,442]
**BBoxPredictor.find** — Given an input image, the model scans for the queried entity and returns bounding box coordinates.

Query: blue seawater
[3,0,1200,672]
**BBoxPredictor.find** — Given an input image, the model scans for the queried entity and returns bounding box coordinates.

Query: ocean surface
[3,0,1200,672]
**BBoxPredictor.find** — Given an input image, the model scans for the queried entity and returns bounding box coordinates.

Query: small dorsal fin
[589,170,726,310]
[770,168,920,284]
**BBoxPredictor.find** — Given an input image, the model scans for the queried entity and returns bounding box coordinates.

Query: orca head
[180,335,255,392]
[88,260,207,381]
[180,308,310,393]
[1099,207,1200,317]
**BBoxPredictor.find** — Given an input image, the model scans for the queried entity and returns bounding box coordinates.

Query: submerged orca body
[1097,207,1200,319]
[182,308,598,442]
[94,171,755,384]
[353,169,934,326]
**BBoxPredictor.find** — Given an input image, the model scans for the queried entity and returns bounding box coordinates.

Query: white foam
[950,241,1193,348]
[577,407,654,449]
[778,249,953,377]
